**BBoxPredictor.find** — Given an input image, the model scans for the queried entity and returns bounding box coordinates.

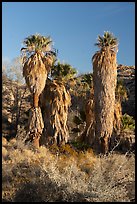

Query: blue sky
[2,2,135,74]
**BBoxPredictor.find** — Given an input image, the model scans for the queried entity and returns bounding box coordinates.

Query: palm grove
[20,32,122,154]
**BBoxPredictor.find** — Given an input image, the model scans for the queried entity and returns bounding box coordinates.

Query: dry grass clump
[48,143,96,175]
[2,137,7,146]
[2,147,8,159]
[87,153,135,202]
[2,138,135,202]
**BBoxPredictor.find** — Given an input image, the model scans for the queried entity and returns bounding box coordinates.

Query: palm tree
[50,62,77,82]
[38,62,75,146]
[21,34,56,148]
[92,31,118,153]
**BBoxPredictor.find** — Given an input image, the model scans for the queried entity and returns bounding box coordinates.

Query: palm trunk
[93,48,117,153]
[33,93,39,108]
[25,107,44,148]
[110,100,122,150]
[80,97,95,145]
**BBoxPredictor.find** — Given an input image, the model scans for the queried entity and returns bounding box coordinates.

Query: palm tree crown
[21,34,57,64]
[95,31,118,52]
[51,62,77,81]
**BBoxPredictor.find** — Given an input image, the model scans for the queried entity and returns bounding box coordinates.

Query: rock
[2,75,31,139]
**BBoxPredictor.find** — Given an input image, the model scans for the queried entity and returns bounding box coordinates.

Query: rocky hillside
[2,74,32,139]
[117,64,135,117]
[2,65,135,140]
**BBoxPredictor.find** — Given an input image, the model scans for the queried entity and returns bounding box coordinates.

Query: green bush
[121,113,135,131]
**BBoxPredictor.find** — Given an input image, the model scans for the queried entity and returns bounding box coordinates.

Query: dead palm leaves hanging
[40,79,71,146]
[23,52,48,107]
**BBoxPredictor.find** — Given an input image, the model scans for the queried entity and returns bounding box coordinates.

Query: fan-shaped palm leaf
[95,31,118,52]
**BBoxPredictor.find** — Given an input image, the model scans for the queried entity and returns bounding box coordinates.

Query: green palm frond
[95,31,118,52]
[81,73,93,87]
[22,34,52,53]
[51,62,77,81]
[21,34,57,64]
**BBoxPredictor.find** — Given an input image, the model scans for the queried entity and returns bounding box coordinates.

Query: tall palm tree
[21,34,56,147]
[92,31,118,153]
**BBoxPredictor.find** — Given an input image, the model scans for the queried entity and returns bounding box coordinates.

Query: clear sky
[2,2,135,74]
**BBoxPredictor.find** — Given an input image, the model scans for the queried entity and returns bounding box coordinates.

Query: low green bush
[121,113,135,131]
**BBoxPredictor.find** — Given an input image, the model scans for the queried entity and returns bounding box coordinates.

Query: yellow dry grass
[2,138,135,202]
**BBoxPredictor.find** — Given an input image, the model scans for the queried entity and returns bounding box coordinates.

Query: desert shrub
[87,153,135,202]
[121,113,135,131]
[2,139,135,202]
[71,140,92,151]
[47,143,95,175]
